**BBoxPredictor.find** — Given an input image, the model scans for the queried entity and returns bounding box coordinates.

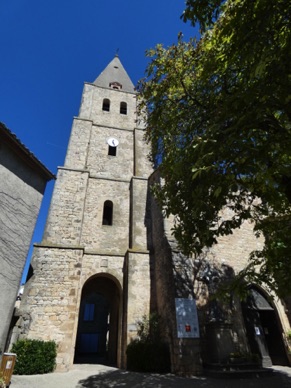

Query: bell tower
[19,56,152,370]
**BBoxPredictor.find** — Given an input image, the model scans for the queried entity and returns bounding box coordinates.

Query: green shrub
[126,339,170,373]
[126,314,171,373]
[11,339,57,375]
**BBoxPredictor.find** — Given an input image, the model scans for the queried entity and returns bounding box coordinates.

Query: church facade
[15,57,291,374]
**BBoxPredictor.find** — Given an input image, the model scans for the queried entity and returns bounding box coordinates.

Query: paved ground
[10,364,291,388]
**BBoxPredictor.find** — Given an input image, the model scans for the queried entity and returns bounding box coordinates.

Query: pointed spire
[93,56,135,93]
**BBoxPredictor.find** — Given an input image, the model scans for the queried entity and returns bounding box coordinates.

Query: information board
[175,298,200,338]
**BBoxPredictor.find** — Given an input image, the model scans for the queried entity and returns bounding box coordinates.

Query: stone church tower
[18,56,152,370]
[16,56,291,374]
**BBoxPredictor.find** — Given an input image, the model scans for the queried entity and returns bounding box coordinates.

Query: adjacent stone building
[0,122,54,353]
[16,57,291,374]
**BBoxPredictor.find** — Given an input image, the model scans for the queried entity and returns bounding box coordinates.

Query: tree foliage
[138,0,291,297]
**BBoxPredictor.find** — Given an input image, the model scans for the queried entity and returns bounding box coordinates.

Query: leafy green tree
[138,0,291,297]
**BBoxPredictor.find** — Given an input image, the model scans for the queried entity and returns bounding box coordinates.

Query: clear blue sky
[0,0,198,283]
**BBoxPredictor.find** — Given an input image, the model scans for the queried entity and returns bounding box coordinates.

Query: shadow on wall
[76,368,291,388]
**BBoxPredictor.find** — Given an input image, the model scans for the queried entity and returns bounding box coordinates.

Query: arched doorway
[242,286,288,366]
[74,275,121,366]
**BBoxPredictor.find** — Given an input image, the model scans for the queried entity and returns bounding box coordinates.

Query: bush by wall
[126,339,170,373]
[11,339,57,375]
[126,314,171,373]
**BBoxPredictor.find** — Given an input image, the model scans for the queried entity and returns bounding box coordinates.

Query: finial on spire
[115,48,119,57]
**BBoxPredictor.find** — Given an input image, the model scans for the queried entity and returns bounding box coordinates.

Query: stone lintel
[33,243,84,251]
[126,248,149,255]
[57,166,90,173]
[73,116,93,123]
[131,176,148,182]
[84,250,125,257]
[89,175,130,183]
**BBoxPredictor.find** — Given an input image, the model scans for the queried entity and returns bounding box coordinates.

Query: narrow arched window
[102,98,110,112]
[120,102,127,115]
[102,200,113,225]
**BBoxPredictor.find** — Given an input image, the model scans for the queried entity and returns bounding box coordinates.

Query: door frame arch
[242,284,289,366]
[74,273,123,366]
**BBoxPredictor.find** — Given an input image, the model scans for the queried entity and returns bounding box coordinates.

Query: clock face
[107,137,119,147]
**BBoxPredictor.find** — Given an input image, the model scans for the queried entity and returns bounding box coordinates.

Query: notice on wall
[175,298,200,338]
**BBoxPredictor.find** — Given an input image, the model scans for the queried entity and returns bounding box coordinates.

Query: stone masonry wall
[147,171,202,375]
[79,83,137,131]
[148,170,291,371]
[43,169,89,246]
[81,177,130,254]
[87,125,134,180]
[125,251,151,342]
[207,210,264,273]
[64,118,92,170]
[130,177,149,251]
[19,246,83,370]
[19,247,126,371]
[134,128,152,178]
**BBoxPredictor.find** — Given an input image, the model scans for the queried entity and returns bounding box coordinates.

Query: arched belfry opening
[74,275,121,366]
[102,98,110,111]
[242,286,289,366]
